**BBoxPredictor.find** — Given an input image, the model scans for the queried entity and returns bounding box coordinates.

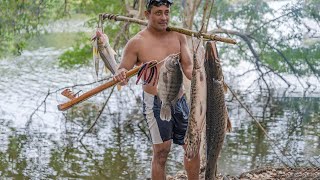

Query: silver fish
[204,41,231,180]
[184,39,207,160]
[92,28,118,76]
[157,54,183,121]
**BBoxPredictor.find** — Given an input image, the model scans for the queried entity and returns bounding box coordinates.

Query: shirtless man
[113,0,200,179]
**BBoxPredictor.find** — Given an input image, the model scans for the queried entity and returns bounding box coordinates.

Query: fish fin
[223,80,228,93]
[117,84,122,91]
[104,66,110,73]
[185,130,201,160]
[160,104,172,121]
[92,40,100,78]
[171,96,180,114]
[226,109,232,132]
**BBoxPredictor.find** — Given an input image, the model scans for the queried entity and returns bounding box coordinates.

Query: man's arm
[113,38,139,83]
[179,34,193,80]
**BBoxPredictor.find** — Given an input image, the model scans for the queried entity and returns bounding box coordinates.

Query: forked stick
[57,65,142,111]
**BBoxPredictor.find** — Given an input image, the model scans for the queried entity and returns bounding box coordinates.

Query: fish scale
[97,36,118,75]
[157,55,183,121]
[92,28,118,77]
[184,40,207,160]
[204,41,229,180]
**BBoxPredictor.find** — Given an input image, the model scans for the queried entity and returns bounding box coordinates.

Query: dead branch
[227,84,297,167]
[182,0,202,29]
[113,22,130,52]
[250,7,302,35]
[261,63,292,88]
[199,0,210,33]
[205,0,215,33]
[27,76,113,127]
[79,86,115,141]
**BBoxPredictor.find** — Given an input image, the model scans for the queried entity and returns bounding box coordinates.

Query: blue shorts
[142,91,190,145]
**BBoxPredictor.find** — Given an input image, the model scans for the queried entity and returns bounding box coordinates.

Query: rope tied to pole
[100,13,236,44]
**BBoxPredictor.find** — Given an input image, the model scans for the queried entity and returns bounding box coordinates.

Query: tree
[0,0,64,57]
[205,0,320,88]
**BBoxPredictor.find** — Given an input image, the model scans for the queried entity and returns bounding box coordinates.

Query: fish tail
[227,116,232,132]
[185,132,201,160]
[225,108,232,132]
[160,104,172,121]
[185,144,198,160]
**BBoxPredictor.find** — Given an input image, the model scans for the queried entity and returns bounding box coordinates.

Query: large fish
[184,40,207,160]
[157,54,183,121]
[204,41,231,180]
[92,28,118,76]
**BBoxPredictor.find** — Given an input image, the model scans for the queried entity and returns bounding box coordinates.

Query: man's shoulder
[168,31,186,41]
[128,30,147,44]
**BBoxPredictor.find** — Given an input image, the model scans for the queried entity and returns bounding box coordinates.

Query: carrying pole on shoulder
[102,14,237,45]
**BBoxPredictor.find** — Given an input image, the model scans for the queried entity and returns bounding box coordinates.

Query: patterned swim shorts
[142,91,190,145]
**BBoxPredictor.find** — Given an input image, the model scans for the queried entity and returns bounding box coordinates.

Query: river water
[0,44,319,179]
[1,5,320,178]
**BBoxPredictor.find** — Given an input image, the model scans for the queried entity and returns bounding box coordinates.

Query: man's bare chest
[138,38,180,63]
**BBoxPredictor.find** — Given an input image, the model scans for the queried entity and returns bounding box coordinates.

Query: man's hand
[113,68,129,86]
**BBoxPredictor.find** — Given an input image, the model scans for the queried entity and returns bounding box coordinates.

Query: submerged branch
[79,86,115,141]
[27,76,113,127]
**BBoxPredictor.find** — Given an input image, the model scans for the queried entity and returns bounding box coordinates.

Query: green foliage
[0,0,64,57]
[261,43,320,74]
[209,0,320,76]
[1,0,319,75]
[58,33,92,69]
[57,0,128,68]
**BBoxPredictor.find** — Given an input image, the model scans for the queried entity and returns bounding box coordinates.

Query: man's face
[146,5,170,31]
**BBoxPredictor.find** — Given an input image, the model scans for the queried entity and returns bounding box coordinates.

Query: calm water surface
[0,47,319,179]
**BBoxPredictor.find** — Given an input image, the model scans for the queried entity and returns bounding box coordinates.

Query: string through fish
[136,53,180,86]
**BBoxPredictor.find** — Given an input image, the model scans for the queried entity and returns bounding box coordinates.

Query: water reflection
[0,48,319,178]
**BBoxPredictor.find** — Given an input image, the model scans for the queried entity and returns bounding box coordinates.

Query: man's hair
[146,0,173,12]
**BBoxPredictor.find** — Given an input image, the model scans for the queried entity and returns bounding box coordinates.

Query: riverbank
[168,167,320,179]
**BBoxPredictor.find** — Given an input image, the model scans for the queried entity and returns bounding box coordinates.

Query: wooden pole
[102,13,237,44]
[57,65,142,111]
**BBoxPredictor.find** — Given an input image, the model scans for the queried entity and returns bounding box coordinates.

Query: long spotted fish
[184,39,207,160]
[205,41,231,180]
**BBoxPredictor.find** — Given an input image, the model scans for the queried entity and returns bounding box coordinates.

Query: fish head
[164,54,180,71]
[193,52,203,70]
[192,37,205,70]
[205,41,223,81]
[95,29,109,47]
[96,28,103,37]
[91,28,102,41]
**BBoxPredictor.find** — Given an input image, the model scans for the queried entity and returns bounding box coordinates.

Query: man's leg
[183,145,200,180]
[152,140,171,180]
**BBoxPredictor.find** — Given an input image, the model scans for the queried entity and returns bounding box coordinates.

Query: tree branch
[250,7,302,35]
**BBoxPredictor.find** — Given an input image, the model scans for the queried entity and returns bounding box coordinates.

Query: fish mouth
[205,41,224,80]
[165,57,180,71]
[193,54,202,70]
